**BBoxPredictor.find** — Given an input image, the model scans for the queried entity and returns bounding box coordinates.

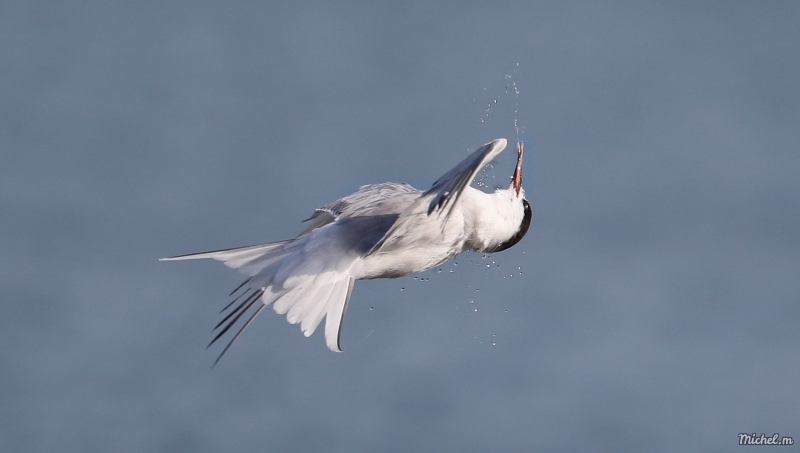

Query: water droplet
[438,269,442,273]
[486,264,490,268]
[492,342,496,346]
[400,287,405,291]
[370,307,374,311]
[474,307,478,312]
[449,269,454,273]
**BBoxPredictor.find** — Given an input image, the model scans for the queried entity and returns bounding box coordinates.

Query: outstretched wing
[299,182,419,236]
[159,241,294,277]
[424,138,507,217]
[367,138,507,255]
[162,211,397,360]
[163,237,359,361]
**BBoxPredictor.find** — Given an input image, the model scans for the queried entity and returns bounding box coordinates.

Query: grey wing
[367,138,508,255]
[299,182,419,235]
[424,138,507,217]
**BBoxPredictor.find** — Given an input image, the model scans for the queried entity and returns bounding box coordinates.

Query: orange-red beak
[511,141,523,196]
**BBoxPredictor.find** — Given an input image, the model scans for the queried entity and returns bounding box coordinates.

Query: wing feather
[324,277,355,352]
[301,282,337,336]
[160,241,293,277]
[424,138,507,218]
[367,138,507,255]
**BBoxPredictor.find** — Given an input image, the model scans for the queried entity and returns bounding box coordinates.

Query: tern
[162,138,531,362]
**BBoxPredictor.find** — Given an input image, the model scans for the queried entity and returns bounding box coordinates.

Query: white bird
[161,138,531,363]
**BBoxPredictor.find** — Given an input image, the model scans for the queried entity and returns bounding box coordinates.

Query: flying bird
[161,138,531,363]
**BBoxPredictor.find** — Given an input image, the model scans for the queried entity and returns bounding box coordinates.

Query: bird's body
[162,138,530,361]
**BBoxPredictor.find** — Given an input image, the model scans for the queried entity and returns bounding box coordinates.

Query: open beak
[511,141,523,196]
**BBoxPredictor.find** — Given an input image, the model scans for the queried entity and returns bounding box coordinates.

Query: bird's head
[464,140,531,253]
[479,141,531,253]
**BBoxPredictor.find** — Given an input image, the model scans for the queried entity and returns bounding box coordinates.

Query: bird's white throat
[462,186,526,252]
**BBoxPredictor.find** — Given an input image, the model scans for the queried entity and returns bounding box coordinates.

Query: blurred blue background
[1,2,798,452]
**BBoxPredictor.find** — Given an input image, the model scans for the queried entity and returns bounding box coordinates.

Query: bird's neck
[461,186,526,252]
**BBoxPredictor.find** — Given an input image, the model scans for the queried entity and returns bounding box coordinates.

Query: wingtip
[325,326,345,352]
[328,342,343,353]
[483,138,506,152]
[159,255,189,261]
